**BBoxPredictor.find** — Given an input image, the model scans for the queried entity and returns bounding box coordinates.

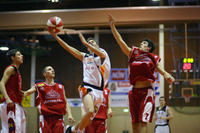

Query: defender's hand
[108,15,115,25]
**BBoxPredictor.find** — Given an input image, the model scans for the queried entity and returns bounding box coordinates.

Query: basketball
[47,16,63,33]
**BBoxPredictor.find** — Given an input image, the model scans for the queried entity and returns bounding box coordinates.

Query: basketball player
[24,66,75,133]
[84,86,113,133]
[48,29,111,133]
[108,15,175,133]
[155,96,173,133]
[0,49,26,133]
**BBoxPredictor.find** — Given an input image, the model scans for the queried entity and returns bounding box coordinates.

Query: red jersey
[3,65,22,104]
[128,46,160,85]
[36,82,66,116]
[95,88,110,119]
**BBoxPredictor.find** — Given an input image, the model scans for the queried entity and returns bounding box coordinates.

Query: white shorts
[79,85,104,119]
[155,125,170,133]
[0,102,26,133]
[88,88,104,106]
[79,85,104,106]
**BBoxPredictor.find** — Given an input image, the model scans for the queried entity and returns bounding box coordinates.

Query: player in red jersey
[0,49,26,133]
[108,15,175,133]
[24,66,75,133]
[84,87,113,133]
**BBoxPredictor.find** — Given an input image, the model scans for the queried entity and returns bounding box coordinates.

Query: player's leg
[39,115,52,133]
[66,88,95,133]
[7,104,16,133]
[84,120,95,133]
[94,119,106,133]
[128,90,139,133]
[20,109,26,133]
[15,104,26,133]
[53,116,65,133]
[0,103,9,133]
[138,122,147,133]
[76,93,94,131]
[66,93,95,133]
[138,88,155,133]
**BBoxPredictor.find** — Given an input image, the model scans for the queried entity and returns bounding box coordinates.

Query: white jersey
[82,48,111,88]
[155,105,169,125]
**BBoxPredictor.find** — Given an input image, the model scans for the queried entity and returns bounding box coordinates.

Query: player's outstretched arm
[24,86,36,97]
[156,63,175,84]
[0,66,15,107]
[48,29,84,61]
[78,32,106,59]
[108,15,132,57]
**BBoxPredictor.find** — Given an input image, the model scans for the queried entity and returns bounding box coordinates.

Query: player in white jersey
[48,29,111,133]
[155,96,173,133]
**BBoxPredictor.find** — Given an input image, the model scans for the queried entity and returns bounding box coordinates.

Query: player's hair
[87,37,95,42]
[87,37,99,44]
[143,39,155,53]
[87,37,99,48]
[6,49,20,63]
[42,66,54,75]
[159,96,166,101]
[42,66,49,74]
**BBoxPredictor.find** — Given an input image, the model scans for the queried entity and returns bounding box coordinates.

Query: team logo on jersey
[38,83,45,87]
[45,89,61,99]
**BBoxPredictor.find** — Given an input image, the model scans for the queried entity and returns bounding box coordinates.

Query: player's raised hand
[108,15,115,25]
[48,28,57,35]
[164,73,175,84]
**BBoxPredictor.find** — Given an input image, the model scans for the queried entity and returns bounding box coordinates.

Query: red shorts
[85,118,107,133]
[40,115,64,133]
[128,87,155,124]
